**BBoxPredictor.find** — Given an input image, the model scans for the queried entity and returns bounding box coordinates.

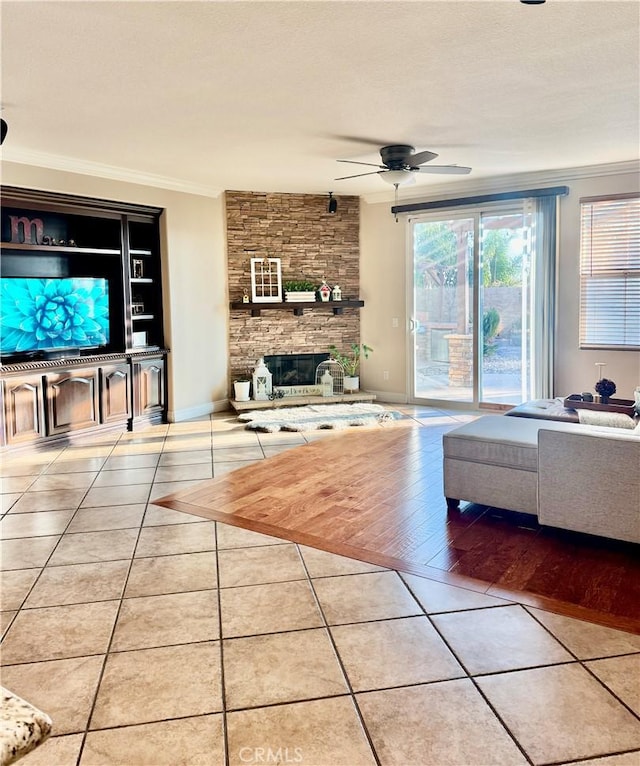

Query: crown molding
[360,160,640,205]
[1,147,223,198]
[3,147,637,203]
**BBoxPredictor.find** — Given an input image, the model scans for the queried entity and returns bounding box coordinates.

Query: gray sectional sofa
[443,414,640,544]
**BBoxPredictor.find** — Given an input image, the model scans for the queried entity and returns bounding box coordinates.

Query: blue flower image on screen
[1,277,110,354]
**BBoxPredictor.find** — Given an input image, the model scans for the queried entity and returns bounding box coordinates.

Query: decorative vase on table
[594,378,616,406]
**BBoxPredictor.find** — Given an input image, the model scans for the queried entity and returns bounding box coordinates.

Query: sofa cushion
[506,398,579,422]
[538,427,640,543]
[442,415,612,472]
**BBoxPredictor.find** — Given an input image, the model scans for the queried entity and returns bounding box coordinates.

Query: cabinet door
[100,364,131,425]
[2,375,45,446]
[134,358,165,418]
[46,369,100,435]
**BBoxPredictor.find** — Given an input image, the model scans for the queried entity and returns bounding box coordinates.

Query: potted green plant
[283,280,317,303]
[328,343,373,392]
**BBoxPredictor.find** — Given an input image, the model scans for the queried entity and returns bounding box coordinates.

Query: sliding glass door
[411,215,475,403]
[409,203,535,407]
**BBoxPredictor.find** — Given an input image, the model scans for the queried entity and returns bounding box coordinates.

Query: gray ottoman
[443,415,581,515]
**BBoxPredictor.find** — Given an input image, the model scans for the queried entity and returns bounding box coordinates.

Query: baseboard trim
[367,390,408,404]
[168,399,229,422]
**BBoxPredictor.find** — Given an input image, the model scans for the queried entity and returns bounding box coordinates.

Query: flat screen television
[1,277,110,357]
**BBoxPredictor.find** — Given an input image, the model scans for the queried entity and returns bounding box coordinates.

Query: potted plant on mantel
[328,343,373,393]
[283,280,317,303]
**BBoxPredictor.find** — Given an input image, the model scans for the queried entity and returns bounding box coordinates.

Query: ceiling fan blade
[407,149,439,166]
[337,159,385,168]
[417,165,472,175]
[334,170,382,180]
[331,134,398,148]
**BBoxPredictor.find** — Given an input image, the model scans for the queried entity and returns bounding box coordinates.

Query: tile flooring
[1,407,639,766]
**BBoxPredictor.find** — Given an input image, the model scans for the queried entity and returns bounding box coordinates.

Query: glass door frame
[406,200,530,410]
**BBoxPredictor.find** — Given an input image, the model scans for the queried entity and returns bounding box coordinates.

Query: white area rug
[238,403,401,432]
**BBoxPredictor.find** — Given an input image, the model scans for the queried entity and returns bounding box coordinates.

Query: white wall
[359,200,407,402]
[359,163,640,403]
[2,162,228,421]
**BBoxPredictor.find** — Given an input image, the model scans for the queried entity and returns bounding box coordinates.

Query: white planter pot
[234,380,251,402]
[285,291,316,302]
[344,375,359,393]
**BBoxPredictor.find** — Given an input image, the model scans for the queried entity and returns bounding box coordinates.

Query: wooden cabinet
[45,368,100,435]
[100,363,131,425]
[1,186,166,356]
[0,353,166,448]
[1,375,45,447]
[133,356,166,426]
[0,187,169,449]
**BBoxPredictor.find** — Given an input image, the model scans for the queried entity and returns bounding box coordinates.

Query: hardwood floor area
[156,423,640,633]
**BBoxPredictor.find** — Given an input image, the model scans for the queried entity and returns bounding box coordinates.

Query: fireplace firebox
[264,353,330,387]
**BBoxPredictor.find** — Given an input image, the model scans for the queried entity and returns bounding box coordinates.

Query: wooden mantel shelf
[230,299,364,317]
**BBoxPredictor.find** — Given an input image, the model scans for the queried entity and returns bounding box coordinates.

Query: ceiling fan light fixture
[378,169,415,186]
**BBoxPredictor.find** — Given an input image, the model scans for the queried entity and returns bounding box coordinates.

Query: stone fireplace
[225,191,361,392]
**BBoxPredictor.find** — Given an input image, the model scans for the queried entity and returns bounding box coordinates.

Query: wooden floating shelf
[230,299,364,317]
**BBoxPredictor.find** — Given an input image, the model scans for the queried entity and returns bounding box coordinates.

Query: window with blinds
[579,194,640,350]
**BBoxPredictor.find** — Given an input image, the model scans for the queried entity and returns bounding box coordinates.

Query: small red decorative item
[318,279,332,302]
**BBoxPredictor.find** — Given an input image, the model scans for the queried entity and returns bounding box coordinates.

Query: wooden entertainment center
[0,186,168,449]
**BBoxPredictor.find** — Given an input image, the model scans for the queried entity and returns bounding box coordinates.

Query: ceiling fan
[335,144,471,186]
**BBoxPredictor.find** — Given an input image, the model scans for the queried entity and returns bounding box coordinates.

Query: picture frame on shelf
[132,331,147,347]
[132,259,144,278]
[250,257,282,303]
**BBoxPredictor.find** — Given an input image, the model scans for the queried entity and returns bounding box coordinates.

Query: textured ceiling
[1,1,639,198]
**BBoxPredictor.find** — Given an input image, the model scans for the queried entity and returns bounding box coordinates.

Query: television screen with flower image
[0,277,110,357]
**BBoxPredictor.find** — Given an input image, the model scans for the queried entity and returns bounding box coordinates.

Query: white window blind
[579,194,640,350]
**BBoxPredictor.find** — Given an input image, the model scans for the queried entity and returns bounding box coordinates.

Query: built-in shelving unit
[1,242,121,255]
[230,299,364,317]
[0,186,168,448]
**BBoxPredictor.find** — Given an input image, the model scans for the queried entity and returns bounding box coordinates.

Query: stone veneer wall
[226,191,360,386]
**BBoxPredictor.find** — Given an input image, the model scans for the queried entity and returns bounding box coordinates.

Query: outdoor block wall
[226,191,361,386]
